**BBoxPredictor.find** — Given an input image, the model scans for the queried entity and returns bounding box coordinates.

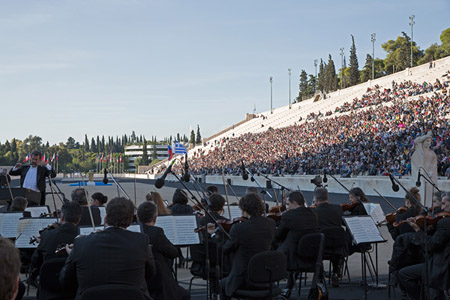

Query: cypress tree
[349,35,359,86]
[297,70,308,101]
[196,125,202,145]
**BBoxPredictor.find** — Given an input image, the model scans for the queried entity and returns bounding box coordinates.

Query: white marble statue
[410,133,438,208]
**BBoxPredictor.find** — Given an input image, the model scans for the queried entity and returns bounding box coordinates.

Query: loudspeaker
[266,180,272,189]
[227,178,232,186]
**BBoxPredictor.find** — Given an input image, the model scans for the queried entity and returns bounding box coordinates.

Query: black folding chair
[79,284,144,300]
[233,250,287,300]
[38,258,75,300]
[320,226,350,285]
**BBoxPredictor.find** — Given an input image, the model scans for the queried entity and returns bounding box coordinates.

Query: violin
[395,211,450,228]
[341,202,358,212]
[29,222,61,244]
[268,204,286,214]
[194,217,248,233]
[384,206,408,224]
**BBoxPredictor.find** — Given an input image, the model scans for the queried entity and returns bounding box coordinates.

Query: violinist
[432,191,443,214]
[221,193,276,299]
[60,197,156,300]
[198,193,228,227]
[137,202,190,300]
[276,190,318,296]
[311,187,345,287]
[0,237,22,300]
[90,192,108,207]
[387,187,422,241]
[206,185,219,197]
[346,187,369,215]
[146,191,171,216]
[29,201,82,292]
[9,197,31,218]
[71,188,101,227]
[168,189,194,215]
[397,192,450,300]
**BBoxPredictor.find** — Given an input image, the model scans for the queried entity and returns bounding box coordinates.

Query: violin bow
[221,173,232,219]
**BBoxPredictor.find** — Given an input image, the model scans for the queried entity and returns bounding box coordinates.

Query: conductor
[9,150,56,206]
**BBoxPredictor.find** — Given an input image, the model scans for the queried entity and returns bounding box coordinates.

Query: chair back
[320,227,347,249]
[247,250,287,284]
[38,258,75,300]
[79,284,144,300]
[297,233,324,272]
[39,258,67,291]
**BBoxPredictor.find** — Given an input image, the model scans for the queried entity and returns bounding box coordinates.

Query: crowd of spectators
[188,76,450,178]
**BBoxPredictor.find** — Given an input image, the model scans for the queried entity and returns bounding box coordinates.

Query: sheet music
[173,215,200,245]
[363,203,385,225]
[25,206,50,217]
[98,207,106,225]
[155,215,200,246]
[79,225,142,235]
[223,206,242,220]
[0,213,24,238]
[78,226,104,235]
[343,216,385,245]
[15,218,57,248]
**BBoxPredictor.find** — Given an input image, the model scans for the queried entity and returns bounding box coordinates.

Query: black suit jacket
[276,206,318,270]
[60,227,155,300]
[313,203,343,230]
[142,224,189,300]
[222,216,276,297]
[78,206,101,227]
[31,223,79,271]
[387,207,418,240]
[418,217,450,290]
[9,165,56,193]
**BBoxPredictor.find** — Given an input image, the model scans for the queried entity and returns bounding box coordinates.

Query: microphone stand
[48,178,68,204]
[260,174,291,192]
[260,174,287,214]
[107,171,132,201]
[418,167,441,193]
[171,171,231,300]
[47,175,59,223]
[389,173,434,300]
[246,169,272,216]
[79,172,97,232]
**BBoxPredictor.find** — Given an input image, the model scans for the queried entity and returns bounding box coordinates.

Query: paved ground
[11,176,405,299]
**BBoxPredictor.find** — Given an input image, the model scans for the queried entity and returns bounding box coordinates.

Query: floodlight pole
[270,76,273,114]
[340,48,344,89]
[371,33,376,80]
[409,15,415,68]
[288,69,292,109]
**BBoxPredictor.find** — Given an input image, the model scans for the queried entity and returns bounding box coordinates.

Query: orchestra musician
[137,201,190,300]
[397,191,450,300]
[30,201,82,297]
[276,190,318,296]
[0,237,22,300]
[221,193,276,299]
[199,193,228,227]
[9,150,56,206]
[71,188,101,227]
[346,187,369,215]
[90,192,108,207]
[432,191,443,214]
[206,185,219,197]
[0,168,11,188]
[168,188,194,215]
[387,187,422,241]
[146,191,171,216]
[9,197,31,218]
[60,197,156,300]
[312,187,345,287]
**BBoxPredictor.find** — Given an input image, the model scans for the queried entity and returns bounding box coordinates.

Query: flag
[52,153,56,162]
[23,153,30,162]
[174,141,187,155]
[42,153,46,162]
[55,153,58,161]
[168,145,173,160]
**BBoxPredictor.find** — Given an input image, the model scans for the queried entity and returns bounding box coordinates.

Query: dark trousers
[397,263,444,300]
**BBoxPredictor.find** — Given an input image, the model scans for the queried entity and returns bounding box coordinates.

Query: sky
[1,0,449,145]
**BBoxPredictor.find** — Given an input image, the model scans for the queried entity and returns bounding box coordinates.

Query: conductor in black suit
[137,201,190,300]
[60,197,155,300]
[276,190,318,294]
[398,192,450,300]
[9,150,56,206]
[221,193,276,298]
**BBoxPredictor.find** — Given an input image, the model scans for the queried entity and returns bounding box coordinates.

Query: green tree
[189,130,195,144]
[90,137,97,152]
[66,137,76,149]
[306,74,316,98]
[84,134,89,152]
[141,138,149,165]
[360,54,373,83]
[440,27,450,55]
[324,55,338,92]
[382,32,423,74]
[196,125,202,145]
[348,35,359,86]
[317,59,325,92]
[152,144,157,160]
[297,70,308,101]
[417,43,446,65]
